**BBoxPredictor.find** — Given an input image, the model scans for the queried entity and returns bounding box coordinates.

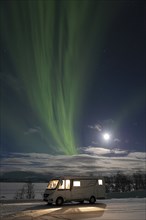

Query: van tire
[56,197,64,206]
[89,196,96,204]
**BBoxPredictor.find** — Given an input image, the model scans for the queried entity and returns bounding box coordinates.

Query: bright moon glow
[103,133,110,141]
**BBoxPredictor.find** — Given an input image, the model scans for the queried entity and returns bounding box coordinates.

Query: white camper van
[43,176,105,205]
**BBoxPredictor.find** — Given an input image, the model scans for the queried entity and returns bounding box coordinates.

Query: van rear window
[73,181,80,187]
[98,179,103,185]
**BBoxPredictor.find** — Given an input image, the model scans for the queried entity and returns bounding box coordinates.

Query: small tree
[25,182,35,199]
[14,182,35,199]
[14,186,26,200]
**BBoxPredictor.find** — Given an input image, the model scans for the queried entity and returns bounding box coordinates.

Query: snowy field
[0,198,146,220]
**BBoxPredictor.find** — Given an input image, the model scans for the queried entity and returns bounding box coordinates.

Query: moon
[103,133,110,141]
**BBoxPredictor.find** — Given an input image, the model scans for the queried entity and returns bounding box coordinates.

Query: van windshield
[47,180,59,189]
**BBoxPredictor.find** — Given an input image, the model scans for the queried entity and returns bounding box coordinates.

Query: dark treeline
[105,172,146,193]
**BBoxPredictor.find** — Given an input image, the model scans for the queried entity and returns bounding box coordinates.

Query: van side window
[73,181,80,187]
[98,179,103,185]
[66,180,70,189]
[58,180,70,190]
[58,180,65,189]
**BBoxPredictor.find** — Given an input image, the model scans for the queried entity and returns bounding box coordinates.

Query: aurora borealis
[1,0,145,156]
[1,0,102,154]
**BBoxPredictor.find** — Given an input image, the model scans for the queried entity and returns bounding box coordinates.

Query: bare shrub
[14,182,35,199]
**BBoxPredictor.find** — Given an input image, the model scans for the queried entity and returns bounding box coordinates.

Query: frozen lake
[0,182,47,200]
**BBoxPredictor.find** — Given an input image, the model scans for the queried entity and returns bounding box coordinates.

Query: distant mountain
[0,171,53,182]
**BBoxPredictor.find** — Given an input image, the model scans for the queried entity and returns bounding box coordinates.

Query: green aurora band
[1,0,119,154]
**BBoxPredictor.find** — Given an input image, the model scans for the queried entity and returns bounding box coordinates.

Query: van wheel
[56,197,64,206]
[89,196,96,204]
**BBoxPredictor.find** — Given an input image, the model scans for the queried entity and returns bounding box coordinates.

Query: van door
[70,180,84,201]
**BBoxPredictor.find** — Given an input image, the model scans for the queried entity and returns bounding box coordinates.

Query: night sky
[0,0,145,165]
[82,0,145,152]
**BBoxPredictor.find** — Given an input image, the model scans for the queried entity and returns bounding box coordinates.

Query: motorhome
[43,176,106,205]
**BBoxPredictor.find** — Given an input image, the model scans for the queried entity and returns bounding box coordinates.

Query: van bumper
[43,193,53,203]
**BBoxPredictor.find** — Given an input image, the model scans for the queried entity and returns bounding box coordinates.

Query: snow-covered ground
[0,183,146,219]
[0,198,146,220]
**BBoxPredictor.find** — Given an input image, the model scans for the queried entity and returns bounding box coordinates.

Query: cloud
[111,148,128,155]
[84,146,127,156]
[88,124,102,131]
[85,147,111,155]
[114,138,121,143]
[128,152,146,159]
[1,148,145,176]
[24,126,41,135]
